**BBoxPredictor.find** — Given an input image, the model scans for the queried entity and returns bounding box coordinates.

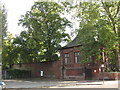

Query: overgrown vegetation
[3,69,31,79]
[65,1,120,71]
[2,1,120,72]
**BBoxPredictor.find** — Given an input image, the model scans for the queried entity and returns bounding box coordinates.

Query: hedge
[3,69,31,79]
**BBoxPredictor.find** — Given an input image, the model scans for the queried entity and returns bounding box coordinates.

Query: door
[85,69,92,80]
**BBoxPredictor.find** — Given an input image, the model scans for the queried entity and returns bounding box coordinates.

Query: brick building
[13,37,120,80]
[60,37,108,80]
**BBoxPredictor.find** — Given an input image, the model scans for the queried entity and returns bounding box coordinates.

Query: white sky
[0,0,38,36]
[0,0,78,41]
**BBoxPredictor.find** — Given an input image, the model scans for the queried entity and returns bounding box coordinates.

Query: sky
[0,0,78,40]
[0,0,38,36]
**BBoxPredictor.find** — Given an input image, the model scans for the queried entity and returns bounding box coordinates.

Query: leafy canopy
[14,2,72,62]
[71,1,119,68]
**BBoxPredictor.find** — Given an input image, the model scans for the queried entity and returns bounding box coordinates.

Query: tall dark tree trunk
[118,21,120,71]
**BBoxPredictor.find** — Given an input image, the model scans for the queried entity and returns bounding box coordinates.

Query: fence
[2,69,31,79]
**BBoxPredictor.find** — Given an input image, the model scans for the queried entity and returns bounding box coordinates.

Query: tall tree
[2,5,7,39]
[15,2,71,62]
[0,3,2,80]
[1,5,18,69]
[71,1,120,71]
[100,0,120,71]
[1,5,8,68]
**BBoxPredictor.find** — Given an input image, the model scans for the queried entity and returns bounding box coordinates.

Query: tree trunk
[115,50,119,71]
[118,21,120,71]
[101,0,120,71]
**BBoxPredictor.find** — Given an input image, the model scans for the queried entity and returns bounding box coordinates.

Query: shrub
[4,69,31,79]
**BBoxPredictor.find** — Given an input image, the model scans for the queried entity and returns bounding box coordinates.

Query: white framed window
[65,53,69,64]
[87,55,92,61]
[74,52,80,64]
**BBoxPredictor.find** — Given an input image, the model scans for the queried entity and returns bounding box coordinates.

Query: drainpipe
[61,50,64,79]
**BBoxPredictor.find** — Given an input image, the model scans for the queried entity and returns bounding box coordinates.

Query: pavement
[1,78,119,89]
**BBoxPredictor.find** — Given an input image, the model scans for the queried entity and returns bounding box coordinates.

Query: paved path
[2,79,119,89]
[51,80,118,88]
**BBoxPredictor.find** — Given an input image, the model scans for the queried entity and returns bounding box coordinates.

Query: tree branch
[114,1,120,19]
[114,1,120,18]
[101,0,117,35]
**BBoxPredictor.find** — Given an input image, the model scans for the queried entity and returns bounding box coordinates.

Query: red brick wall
[60,46,85,80]
[60,47,81,65]
[13,61,62,79]
[66,69,83,76]
[99,72,120,80]
[92,68,99,80]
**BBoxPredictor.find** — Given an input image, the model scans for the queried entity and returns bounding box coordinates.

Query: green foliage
[14,2,71,62]
[4,69,31,79]
[13,30,44,63]
[0,3,2,69]
[1,6,18,69]
[73,1,119,69]
[2,33,18,69]
[1,5,8,39]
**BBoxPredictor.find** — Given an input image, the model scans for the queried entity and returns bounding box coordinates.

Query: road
[51,80,118,88]
[2,79,119,89]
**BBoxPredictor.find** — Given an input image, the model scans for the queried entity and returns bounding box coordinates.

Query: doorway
[85,69,92,80]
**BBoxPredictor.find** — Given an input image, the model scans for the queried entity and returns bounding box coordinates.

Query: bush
[4,69,31,79]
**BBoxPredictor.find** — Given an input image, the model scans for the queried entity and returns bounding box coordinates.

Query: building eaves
[59,36,81,50]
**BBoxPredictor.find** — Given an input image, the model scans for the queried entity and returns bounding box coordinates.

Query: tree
[15,2,71,62]
[13,30,43,63]
[1,5,18,69]
[100,0,120,71]
[0,3,2,71]
[2,33,18,69]
[71,1,119,71]
[2,5,7,39]
[0,3,3,79]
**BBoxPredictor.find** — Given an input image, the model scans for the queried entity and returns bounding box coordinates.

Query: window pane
[65,54,69,57]
[67,58,69,64]
[65,54,67,57]
[65,58,67,64]
[65,53,69,64]
[75,57,78,63]
[68,54,69,57]
[75,57,77,61]
[75,52,79,56]
[74,52,80,64]
[75,52,77,56]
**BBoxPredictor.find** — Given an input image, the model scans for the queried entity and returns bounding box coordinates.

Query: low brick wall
[13,61,62,79]
[99,72,120,80]
[92,68,99,80]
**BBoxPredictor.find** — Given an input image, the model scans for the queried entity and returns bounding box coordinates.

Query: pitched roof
[60,36,81,50]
